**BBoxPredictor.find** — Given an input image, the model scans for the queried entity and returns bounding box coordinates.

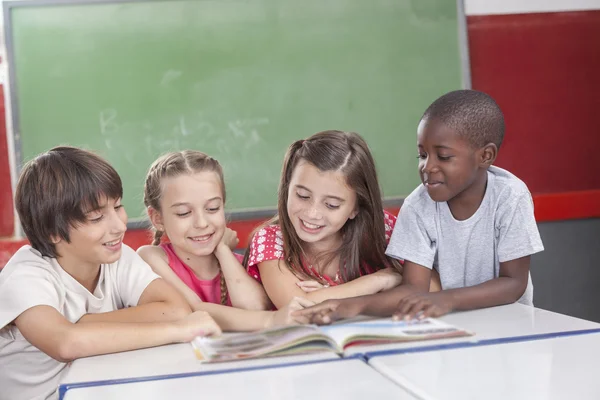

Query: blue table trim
[58,328,600,399]
[362,327,600,361]
[58,353,363,399]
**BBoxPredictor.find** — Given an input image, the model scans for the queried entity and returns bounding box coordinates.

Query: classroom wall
[0,0,20,238]
[0,86,13,238]
[0,0,599,319]
[532,219,600,323]
[465,0,600,321]
[466,0,600,195]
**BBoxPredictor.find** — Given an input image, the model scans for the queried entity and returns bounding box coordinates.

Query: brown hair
[143,150,228,305]
[15,146,123,258]
[246,130,400,283]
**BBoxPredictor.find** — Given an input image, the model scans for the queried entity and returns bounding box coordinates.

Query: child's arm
[14,306,221,363]
[194,296,315,331]
[258,259,402,310]
[138,245,311,331]
[393,255,530,320]
[291,260,436,323]
[77,278,192,323]
[215,229,272,310]
[392,191,543,320]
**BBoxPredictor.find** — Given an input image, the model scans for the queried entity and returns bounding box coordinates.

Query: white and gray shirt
[386,166,544,305]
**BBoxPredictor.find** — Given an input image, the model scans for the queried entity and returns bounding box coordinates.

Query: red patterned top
[246,211,397,285]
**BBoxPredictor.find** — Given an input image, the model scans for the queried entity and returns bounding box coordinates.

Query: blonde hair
[143,151,228,305]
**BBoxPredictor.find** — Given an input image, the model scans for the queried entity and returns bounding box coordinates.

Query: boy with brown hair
[0,146,220,400]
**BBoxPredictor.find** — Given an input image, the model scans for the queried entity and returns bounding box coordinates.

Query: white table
[368,332,600,400]
[63,358,418,400]
[59,304,600,399]
[59,342,340,399]
[344,304,600,357]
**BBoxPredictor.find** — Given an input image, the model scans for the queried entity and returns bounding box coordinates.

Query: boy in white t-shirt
[0,146,221,400]
[296,90,544,323]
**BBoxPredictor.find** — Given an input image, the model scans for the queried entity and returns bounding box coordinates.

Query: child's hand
[173,311,222,342]
[268,297,316,328]
[291,298,364,325]
[372,267,403,291]
[392,291,454,321]
[296,280,328,293]
[217,228,239,252]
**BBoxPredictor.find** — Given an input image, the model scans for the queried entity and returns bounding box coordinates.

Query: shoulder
[0,246,63,328]
[399,184,437,221]
[0,246,58,286]
[137,244,168,264]
[247,224,284,267]
[403,184,436,212]
[489,166,530,195]
[249,224,282,247]
[132,245,172,277]
[383,210,396,240]
[256,224,282,236]
[488,166,532,207]
[111,244,159,277]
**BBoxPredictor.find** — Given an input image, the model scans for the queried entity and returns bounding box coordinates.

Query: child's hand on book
[269,297,316,327]
[174,311,222,342]
[392,291,454,321]
[292,298,364,325]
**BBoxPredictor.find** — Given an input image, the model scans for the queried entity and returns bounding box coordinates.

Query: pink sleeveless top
[160,243,243,306]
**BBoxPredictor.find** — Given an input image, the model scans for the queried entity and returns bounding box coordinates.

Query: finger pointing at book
[271,296,316,326]
[292,298,364,325]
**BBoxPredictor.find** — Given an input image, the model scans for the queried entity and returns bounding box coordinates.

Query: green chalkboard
[7,0,463,221]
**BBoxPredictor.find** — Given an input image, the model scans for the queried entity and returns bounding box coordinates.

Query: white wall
[465,0,600,16]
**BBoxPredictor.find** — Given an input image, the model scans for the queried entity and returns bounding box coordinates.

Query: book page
[318,318,472,348]
[191,325,339,362]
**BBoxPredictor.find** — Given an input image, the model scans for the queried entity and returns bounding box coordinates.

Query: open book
[191,318,472,363]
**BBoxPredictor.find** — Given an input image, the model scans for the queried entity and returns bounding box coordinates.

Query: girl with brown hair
[245,130,413,309]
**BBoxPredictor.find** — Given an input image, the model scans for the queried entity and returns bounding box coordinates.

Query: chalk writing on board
[228,118,269,138]
[99,109,119,135]
[179,116,190,136]
[160,69,183,87]
[98,109,269,157]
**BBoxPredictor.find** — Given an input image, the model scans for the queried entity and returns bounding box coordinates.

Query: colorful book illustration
[191,318,473,363]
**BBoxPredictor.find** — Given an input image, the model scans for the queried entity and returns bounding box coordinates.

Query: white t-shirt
[386,166,544,306]
[0,244,160,400]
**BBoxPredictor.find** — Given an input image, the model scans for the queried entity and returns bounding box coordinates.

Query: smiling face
[417,118,485,203]
[55,196,127,270]
[150,171,226,258]
[285,161,358,252]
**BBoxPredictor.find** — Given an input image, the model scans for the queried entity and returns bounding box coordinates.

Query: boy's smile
[417,118,491,219]
[53,196,128,290]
